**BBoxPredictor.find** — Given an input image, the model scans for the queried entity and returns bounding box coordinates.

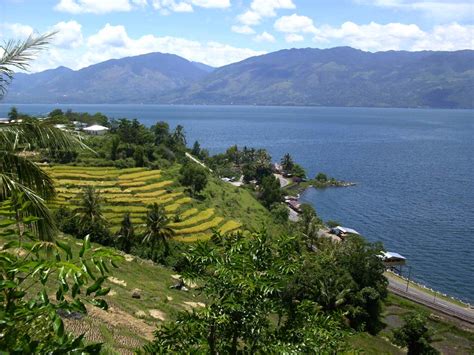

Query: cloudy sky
[1,0,473,71]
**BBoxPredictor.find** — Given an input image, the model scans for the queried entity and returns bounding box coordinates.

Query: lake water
[1,104,473,303]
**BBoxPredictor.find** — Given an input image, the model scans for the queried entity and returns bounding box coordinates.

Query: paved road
[386,273,474,325]
[274,173,290,188]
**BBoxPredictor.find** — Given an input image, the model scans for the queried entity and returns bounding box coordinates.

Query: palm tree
[116,212,135,253]
[0,33,88,241]
[143,203,175,256]
[74,186,106,226]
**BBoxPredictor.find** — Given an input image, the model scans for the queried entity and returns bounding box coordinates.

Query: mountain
[5,52,210,104]
[168,47,474,109]
[5,47,474,108]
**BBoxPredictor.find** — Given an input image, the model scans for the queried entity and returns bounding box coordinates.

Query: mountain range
[4,47,474,109]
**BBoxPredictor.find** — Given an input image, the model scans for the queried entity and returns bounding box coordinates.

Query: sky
[0,0,473,72]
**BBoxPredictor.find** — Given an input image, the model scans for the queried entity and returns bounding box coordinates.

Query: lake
[1,104,473,303]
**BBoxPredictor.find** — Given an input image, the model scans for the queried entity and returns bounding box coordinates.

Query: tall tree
[172,124,186,146]
[74,187,109,244]
[281,153,294,172]
[116,212,135,253]
[393,313,439,355]
[143,203,175,257]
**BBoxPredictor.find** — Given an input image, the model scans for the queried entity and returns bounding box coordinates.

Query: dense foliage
[0,199,122,352]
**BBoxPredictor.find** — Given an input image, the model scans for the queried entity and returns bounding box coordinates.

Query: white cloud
[274,14,317,33]
[234,0,295,33]
[411,22,474,50]
[237,10,262,26]
[356,1,474,21]
[151,0,229,13]
[250,0,295,17]
[54,0,133,14]
[51,21,83,48]
[190,0,230,8]
[312,21,474,51]
[254,31,276,42]
[152,0,193,12]
[285,33,304,42]
[132,0,148,6]
[1,23,34,38]
[231,25,256,34]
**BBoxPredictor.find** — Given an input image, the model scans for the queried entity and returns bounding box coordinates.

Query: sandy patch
[108,277,127,287]
[123,254,134,262]
[87,305,155,340]
[167,296,173,301]
[108,290,117,296]
[183,301,206,311]
[149,309,166,321]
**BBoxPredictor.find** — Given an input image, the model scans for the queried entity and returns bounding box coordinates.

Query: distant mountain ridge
[5,47,474,109]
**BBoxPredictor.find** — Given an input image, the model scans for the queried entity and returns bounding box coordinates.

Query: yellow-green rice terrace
[45,165,241,241]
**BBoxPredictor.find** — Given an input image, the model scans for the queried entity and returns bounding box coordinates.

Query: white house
[330,226,360,238]
[83,124,109,135]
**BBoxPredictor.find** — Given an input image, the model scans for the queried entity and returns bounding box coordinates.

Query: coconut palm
[116,212,135,253]
[143,203,175,256]
[1,33,87,241]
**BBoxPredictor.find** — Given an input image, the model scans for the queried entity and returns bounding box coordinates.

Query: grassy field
[44,165,254,241]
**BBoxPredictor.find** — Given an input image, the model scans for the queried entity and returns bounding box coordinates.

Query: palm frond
[0,32,55,97]
[0,151,55,200]
[0,173,57,241]
[0,120,89,153]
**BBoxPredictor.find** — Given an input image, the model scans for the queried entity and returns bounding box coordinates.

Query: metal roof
[382,251,406,260]
[84,124,109,131]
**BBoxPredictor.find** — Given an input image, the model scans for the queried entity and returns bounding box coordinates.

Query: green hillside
[45,164,277,241]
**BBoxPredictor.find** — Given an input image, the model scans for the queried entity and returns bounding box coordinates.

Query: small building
[83,124,109,135]
[330,226,360,238]
[380,251,406,267]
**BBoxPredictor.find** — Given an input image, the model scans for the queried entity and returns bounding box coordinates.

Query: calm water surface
[1,104,473,303]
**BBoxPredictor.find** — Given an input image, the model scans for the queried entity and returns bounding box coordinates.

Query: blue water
[1,104,473,303]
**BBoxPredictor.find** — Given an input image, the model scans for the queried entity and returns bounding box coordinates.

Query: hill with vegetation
[5,47,474,108]
[5,52,210,103]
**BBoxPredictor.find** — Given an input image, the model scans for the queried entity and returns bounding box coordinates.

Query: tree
[281,153,294,172]
[143,203,175,257]
[116,212,135,253]
[7,106,18,121]
[393,313,439,355]
[110,135,120,161]
[172,124,186,147]
[152,121,170,146]
[316,172,328,182]
[179,163,208,195]
[271,203,289,224]
[260,175,282,208]
[191,140,201,157]
[0,200,122,353]
[74,187,110,244]
[144,232,348,353]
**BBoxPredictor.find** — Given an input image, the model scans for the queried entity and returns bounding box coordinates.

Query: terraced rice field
[45,166,241,241]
